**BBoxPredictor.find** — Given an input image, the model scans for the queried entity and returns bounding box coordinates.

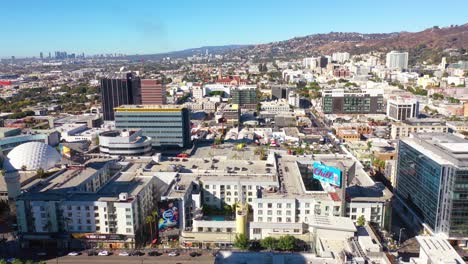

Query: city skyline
[1,0,468,58]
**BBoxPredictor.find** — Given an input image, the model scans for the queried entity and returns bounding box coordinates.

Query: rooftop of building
[54,114,101,125]
[401,118,446,126]
[412,236,464,264]
[402,133,468,167]
[115,104,185,111]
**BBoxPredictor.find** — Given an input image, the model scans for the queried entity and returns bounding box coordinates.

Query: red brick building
[141,79,166,105]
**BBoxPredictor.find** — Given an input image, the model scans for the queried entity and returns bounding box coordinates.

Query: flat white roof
[416,236,464,264]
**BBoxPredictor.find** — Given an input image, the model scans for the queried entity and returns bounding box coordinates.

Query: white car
[119,251,129,256]
[98,250,109,256]
[168,251,179,257]
[67,252,79,256]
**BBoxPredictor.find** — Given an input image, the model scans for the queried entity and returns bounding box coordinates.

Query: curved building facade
[99,129,152,156]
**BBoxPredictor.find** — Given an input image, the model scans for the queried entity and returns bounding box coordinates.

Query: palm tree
[151,210,158,239]
[145,215,154,241]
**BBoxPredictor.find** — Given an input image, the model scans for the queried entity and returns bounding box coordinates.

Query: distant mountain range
[125,44,249,60]
[128,24,468,62]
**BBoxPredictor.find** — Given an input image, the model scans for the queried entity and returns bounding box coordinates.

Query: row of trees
[0,260,46,264]
[233,234,298,251]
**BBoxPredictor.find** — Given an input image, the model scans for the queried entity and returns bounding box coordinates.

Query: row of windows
[257,210,292,216]
[257,217,292,223]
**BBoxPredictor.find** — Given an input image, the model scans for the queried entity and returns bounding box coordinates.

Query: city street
[44,254,215,264]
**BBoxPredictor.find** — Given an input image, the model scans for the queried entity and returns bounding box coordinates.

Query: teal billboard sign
[312,162,342,187]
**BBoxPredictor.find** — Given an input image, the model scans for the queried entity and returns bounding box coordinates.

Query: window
[267,217,272,222]
[227,185,231,190]
[293,229,300,233]
[325,206,329,211]
[305,210,310,214]
[361,208,365,213]
[267,203,272,208]
[126,215,132,219]
[125,208,131,212]
[286,217,291,222]
[351,215,357,220]
[248,186,252,190]
[305,203,310,208]
[248,192,252,196]
[258,217,263,222]
[277,203,282,209]
[85,206,90,210]
[258,210,263,215]
[253,228,261,234]
[126,228,132,233]
[277,217,282,222]
[227,228,232,232]
[205,185,209,189]
[286,210,291,216]
[126,222,132,225]
[227,192,231,196]
[86,220,91,224]
[198,227,203,232]
[352,208,357,213]
[258,203,263,208]
[267,210,272,215]
[277,210,282,215]
[286,203,291,208]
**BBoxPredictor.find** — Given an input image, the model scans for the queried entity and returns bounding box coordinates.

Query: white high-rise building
[386,51,409,70]
[332,52,350,63]
[386,98,419,121]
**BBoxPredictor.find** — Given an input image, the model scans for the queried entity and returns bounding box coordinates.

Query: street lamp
[398,228,406,246]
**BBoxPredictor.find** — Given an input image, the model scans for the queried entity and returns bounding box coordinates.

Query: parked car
[67,252,80,256]
[168,251,179,257]
[130,251,144,256]
[87,251,98,256]
[148,251,162,256]
[189,252,201,257]
[98,250,109,256]
[118,251,129,256]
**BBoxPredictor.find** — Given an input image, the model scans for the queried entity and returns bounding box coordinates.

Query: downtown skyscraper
[100,72,141,121]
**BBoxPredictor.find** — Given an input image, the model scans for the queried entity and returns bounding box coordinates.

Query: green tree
[277,235,296,251]
[233,233,249,250]
[145,215,154,240]
[260,236,277,251]
[0,259,7,264]
[357,215,366,226]
[24,260,34,264]
[11,259,23,264]
[36,168,45,178]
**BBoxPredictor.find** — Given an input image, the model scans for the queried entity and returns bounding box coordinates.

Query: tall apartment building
[140,79,166,105]
[386,98,419,121]
[395,133,468,243]
[231,87,258,109]
[100,72,141,121]
[271,86,294,100]
[386,51,409,70]
[114,105,191,148]
[332,52,350,63]
[322,88,385,114]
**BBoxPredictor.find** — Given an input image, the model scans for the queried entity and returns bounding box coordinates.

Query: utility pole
[398,228,406,246]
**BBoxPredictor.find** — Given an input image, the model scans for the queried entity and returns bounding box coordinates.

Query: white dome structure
[6,142,61,171]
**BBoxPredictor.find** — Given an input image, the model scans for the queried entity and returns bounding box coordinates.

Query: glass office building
[114,105,191,149]
[396,133,468,240]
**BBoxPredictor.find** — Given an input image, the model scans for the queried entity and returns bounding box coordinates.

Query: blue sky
[1,0,467,58]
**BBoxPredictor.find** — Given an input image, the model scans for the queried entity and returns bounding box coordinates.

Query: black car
[87,251,98,256]
[130,251,144,256]
[189,252,198,257]
[148,251,162,256]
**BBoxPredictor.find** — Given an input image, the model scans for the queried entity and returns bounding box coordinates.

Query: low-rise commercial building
[99,129,152,156]
[390,118,447,139]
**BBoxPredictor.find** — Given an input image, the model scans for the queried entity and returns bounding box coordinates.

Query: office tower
[231,87,257,109]
[386,98,419,121]
[319,56,328,68]
[11,56,15,62]
[39,52,43,59]
[114,105,191,148]
[100,72,141,121]
[322,88,385,114]
[396,133,468,241]
[140,79,166,105]
[332,52,350,63]
[386,51,409,70]
[48,52,51,59]
[271,86,294,100]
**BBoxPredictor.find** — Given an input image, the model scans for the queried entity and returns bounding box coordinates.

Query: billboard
[158,199,179,233]
[312,162,342,187]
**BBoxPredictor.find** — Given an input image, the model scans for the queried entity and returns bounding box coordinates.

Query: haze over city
[2,0,468,57]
